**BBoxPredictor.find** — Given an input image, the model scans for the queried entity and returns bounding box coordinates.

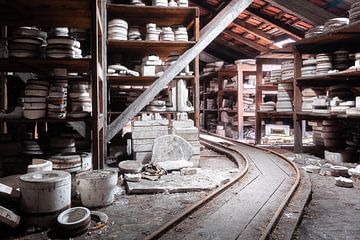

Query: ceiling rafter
[223,29,268,52]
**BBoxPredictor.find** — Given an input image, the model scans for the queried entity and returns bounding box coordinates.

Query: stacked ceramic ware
[260,102,276,112]
[22,139,43,156]
[177,0,189,7]
[68,82,92,118]
[301,58,317,77]
[23,79,49,119]
[270,69,281,84]
[147,100,166,111]
[152,0,168,6]
[108,19,128,41]
[128,26,142,40]
[350,2,360,23]
[160,27,175,41]
[46,27,81,58]
[316,53,332,75]
[324,18,349,32]
[131,0,145,6]
[49,136,76,153]
[47,69,68,119]
[276,83,293,112]
[174,26,188,41]
[333,50,350,71]
[281,60,294,82]
[146,23,160,41]
[9,27,46,58]
[305,25,325,38]
[302,88,318,112]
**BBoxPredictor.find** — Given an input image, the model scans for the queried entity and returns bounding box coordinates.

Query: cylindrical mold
[76,170,118,208]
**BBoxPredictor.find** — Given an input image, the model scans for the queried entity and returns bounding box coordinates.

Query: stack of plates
[324,18,349,32]
[68,82,92,118]
[316,53,333,75]
[263,74,271,84]
[276,83,293,112]
[9,27,46,58]
[23,79,49,119]
[146,23,160,41]
[152,0,168,7]
[281,60,294,82]
[49,153,82,172]
[130,0,145,6]
[69,28,88,42]
[305,25,325,38]
[47,28,81,59]
[301,58,317,77]
[350,2,360,23]
[312,120,343,147]
[260,101,275,112]
[49,137,76,153]
[312,96,330,113]
[48,69,68,119]
[177,0,188,7]
[108,19,128,41]
[174,26,188,41]
[169,0,178,7]
[147,100,166,112]
[270,69,281,84]
[128,26,142,40]
[160,27,175,41]
[302,88,318,112]
[22,140,43,156]
[333,50,350,71]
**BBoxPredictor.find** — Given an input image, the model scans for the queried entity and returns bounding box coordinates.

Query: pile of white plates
[302,88,318,112]
[146,23,161,41]
[48,69,68,119]
[160,27,175,41]
[9,27,46,58]
[260,101,275,112]
[131,0,145,6]
[276,83,293,112]
[69,28,88,42]
[108,19,128,41]
[324,18,349,32]
[350,2,360,23]
[301,58,317,77]
[68,82,92,118]
[47,28,81,58]
[22,140,44,156]
[23,79,49,119]
[128,26,142,40]
[147,100,166,111]
[152,0,168,7]
[174,26,188,41]
[270,69,281,84]
[177,0,188,7]
[316,53,333,75]
[333,50,350,71]
[169,0,178,7]
[281,60,294,82]
[305,25,325,38]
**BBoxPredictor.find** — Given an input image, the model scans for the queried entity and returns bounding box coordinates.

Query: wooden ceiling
[191,0,355,63]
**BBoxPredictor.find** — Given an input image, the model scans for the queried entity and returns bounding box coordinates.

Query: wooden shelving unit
[255,51,294,144]
[293,21,360,153]
[105,2,200,147]
[0,0,105,169]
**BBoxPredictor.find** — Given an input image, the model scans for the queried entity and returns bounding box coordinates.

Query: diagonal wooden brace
[106,0,253,142]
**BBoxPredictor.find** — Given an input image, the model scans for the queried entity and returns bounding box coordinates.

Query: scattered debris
[304,165,321,174]
[118,160,142,174]
[0,206,21,228]
[330,166,349,177]
[124,173,141,182]
[180,168,198,176]
[335,177,354,188]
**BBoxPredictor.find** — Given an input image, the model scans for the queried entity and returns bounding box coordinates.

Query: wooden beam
[233,19,274,43]
[106,0,253,141]
[246,7,304,40]
[214,38,258,58]
[265,0,337,26]
[223,29,268,52]
[199,51,223,63]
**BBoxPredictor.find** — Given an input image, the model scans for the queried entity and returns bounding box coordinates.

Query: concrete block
[173,127,199,141]
[132,130,168,139]
[132,125,168,132]
[134,152,152,164]
[156,160,193,171]
[132,139,154,145]
[190,155,200,167]
[192,146,201,155]
[151,135,193,163]
[180,168,198,175]
[124,173,141,182]
[133,120,168,127]
[172,120,194,128]
[0,206,21,228]
[133,143,154,152]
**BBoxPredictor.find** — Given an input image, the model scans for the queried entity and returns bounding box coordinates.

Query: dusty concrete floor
[1,149,241,239]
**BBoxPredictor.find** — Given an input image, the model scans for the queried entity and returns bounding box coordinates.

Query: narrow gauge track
[145,133,300,240]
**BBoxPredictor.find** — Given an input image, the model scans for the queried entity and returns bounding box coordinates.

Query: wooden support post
[255,59,263,144]
[293,46,302,153]
[237,64,244,140]
[106,0,253,142]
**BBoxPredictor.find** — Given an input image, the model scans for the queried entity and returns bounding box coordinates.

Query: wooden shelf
[219,109,237,113]
[220,89,237,94]
[0,0,91,28]
[107,4,199,28]
[258,84,278,91]
[109,111,194,115]
[297,111,360,120]
[108,75,194,86]
[0,58,91,73]
[0,117,91,123]
[296,70,360,82]
[243,88,256,94]
[257,111,293,118]
[107,40,196,57]
[243,111,256,117]
[201,109,218,112]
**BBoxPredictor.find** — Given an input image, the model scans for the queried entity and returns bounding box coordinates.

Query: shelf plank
[258,84,278,91]
[296,70,360,82]
[297,111,360,120]
[243,112,256,117]
[0,117,91,123]
[107,4,198,28]
[257,111,293,118]
[0,58,91,73]
[107,75,194,85]
[0,0,91,28]
[107,40,196,57]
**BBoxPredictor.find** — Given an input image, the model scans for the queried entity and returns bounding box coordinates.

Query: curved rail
[145,132,301,240]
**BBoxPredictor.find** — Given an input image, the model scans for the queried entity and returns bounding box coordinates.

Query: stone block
[173,127,199,141]
[0,206,21,228]
[133,120,169,127]
[134,152,152,164]
[132,125,168,132]
[151,135,193,163]
[180,168,198,175]
[133,143,154,152]
[132,130,168,140]
[172,120,194,128]
[156,160,193,171]
[124,173,142,182]
[190,155,200,167]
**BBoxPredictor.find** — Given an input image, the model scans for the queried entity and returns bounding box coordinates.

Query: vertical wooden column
[255,60,263,144]
[1,26,7,133]
[293,46,303,153]
[194,10,200,128]
[237,64,244,140]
